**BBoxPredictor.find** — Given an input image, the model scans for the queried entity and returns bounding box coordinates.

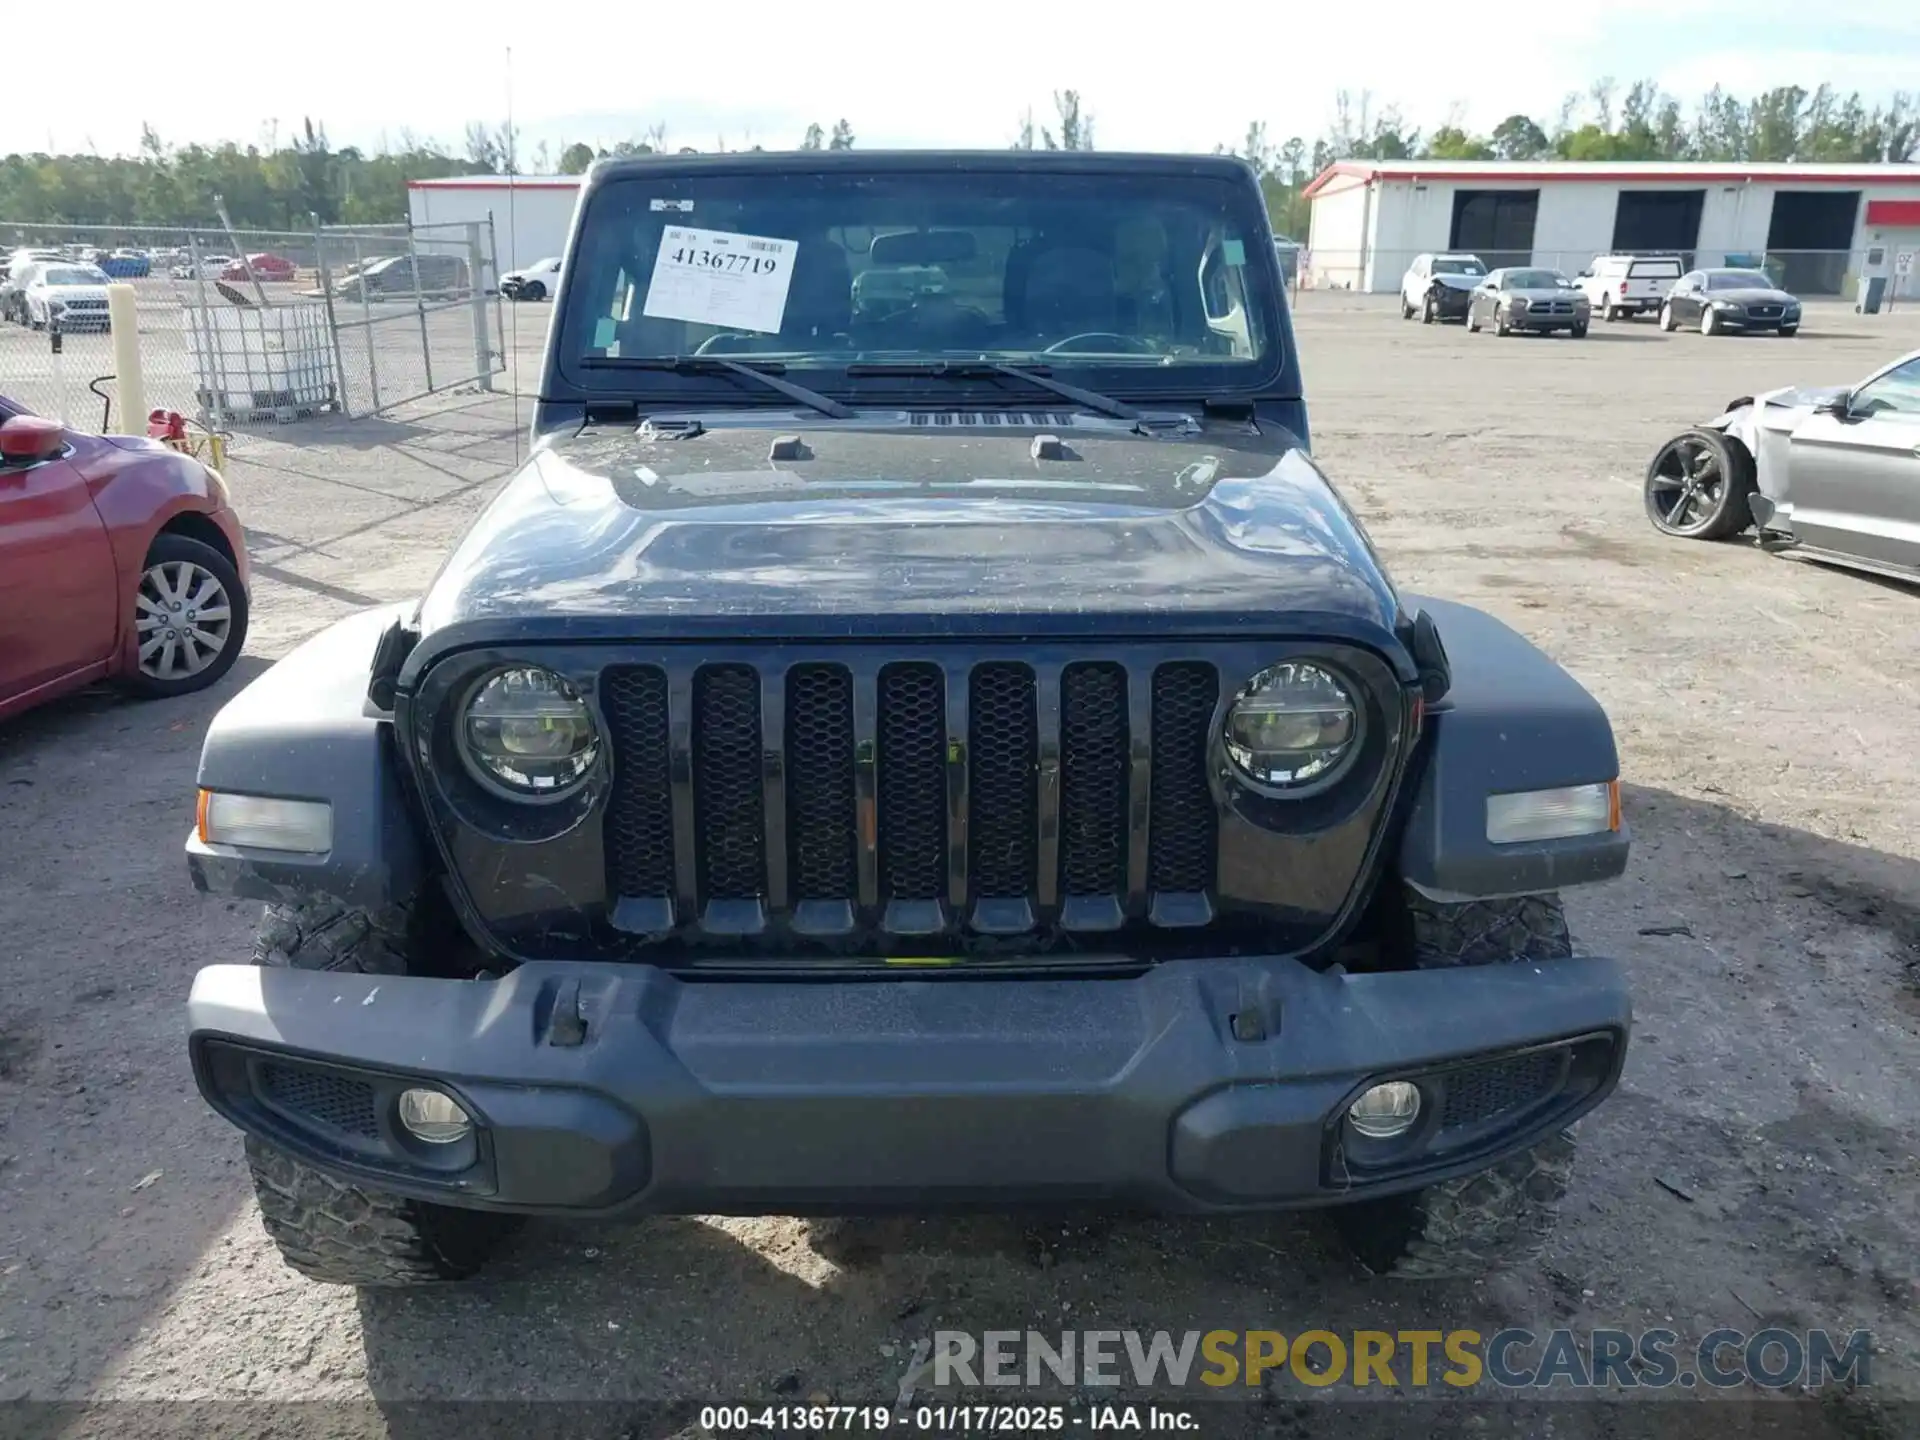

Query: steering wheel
[693,331,758,355]
[1042,332,1157,355]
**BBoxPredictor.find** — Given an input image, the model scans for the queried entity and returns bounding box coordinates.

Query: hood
[1508,286,1586,303]
[1430,274,1483,291]
[411,414,1405,653]
[39,284,108,300]
[1706,287,1796,306]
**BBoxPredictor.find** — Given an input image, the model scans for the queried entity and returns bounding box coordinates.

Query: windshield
[556,167,1280,394]
[43,267,106,286]
[1709,271,1774,290]
[1431,257,1485,276]
[1506,269,1569,289]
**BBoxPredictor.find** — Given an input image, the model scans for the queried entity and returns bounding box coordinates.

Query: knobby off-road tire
[1331,889,1579,1281]
[245,897,519,1286]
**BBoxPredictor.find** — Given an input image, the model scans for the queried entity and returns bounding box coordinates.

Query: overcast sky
[8,2,1918,161]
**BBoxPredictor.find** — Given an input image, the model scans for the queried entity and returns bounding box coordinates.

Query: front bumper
[1429,286,1475,318]
[189,953,1630,1216]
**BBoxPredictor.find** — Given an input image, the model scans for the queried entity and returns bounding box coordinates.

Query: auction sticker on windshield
[643,225,798,334]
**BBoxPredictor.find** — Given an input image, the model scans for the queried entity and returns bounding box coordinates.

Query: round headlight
[459,666,599,798]
[1224,661,1360,791]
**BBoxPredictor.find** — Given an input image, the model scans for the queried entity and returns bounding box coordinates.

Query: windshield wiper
[843,360,1140,421]
[579,355,853,419]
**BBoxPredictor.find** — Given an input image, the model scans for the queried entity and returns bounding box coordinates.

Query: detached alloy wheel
[1644,429,1755,541]
[124,534,249,697]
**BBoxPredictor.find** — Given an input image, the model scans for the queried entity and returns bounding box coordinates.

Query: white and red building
[1302,160,1920,296]
[407,175,586,279]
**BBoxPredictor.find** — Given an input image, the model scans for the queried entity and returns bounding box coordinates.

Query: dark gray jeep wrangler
[184,151,1631,1286]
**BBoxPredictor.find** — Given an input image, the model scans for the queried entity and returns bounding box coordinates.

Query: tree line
[1,81,1911,234]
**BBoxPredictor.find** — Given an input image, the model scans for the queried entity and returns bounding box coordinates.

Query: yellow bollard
[106,283,146,435]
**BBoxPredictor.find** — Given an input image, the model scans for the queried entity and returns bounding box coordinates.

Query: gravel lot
[2,293,1918,1438]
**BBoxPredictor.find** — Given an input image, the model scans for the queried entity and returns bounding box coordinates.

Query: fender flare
[185,605,425,912]
[1395,596,1629,902]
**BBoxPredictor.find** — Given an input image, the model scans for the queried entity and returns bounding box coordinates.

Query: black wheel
[1778,325,1798,337]
[1330,889,1579,1279]
[1570,321,1588,339]
[523,280,546,301]
[244,897,519,1286]
[1400,297,1414,320]
[1645,428,1756,540]
[121,534,249,698]
[1421,293,1435,324]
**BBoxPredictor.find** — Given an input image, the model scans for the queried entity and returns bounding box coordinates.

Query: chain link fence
[1295,246,1918,303]
[0,218,503,441]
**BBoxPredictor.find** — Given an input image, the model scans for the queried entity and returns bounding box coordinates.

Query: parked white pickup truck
[1578,254,1684,320]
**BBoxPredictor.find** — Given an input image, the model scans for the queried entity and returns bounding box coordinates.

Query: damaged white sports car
[1645,347,1920,583]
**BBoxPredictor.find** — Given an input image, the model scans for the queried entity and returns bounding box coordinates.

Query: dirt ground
[2,293,1918,1439]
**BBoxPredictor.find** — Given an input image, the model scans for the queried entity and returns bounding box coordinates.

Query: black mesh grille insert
[878,663,947,900]
[787,664,857,900]
[1148,662,1218,893]
[260,1063,379,1139]
[693,665,765,899]
[1440,1049,1563,1130]
[600,666,674,899]
[968,663,1037,900]
[1060,662,1129,896]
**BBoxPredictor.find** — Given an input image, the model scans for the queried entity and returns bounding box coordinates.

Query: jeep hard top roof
[586,149,1260,185]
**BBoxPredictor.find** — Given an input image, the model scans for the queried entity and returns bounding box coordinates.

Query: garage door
[1766,192,1862,295]
[1612,191,1704,268]
[1450,190,1539,269]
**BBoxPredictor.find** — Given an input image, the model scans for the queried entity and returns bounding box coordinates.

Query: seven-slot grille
[599,656,1222,939]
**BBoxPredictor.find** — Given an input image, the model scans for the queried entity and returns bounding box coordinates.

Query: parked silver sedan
[1465,267,1591,337]
[1644,347,1920,582]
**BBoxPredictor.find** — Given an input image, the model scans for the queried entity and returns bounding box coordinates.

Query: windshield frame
[41,266,108,287]
[547,155,1296,409]
[1505,269,1570,289]
[1708,270,1776,291]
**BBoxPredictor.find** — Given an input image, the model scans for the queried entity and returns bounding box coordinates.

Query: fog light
[397,1088,472,1144]
[1348,1081,1422,1139]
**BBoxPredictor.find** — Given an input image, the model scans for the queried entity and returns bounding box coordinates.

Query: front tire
[1570,321,1588,339]
[1700,306,1719,336]
[1330,890,1579,1279]
[244,898,519,1286]
[523,281,546,301]
[1421,293,1435,324]
[1658,302,1676,332]
[1778,325,1798,337]
[1645,428,1755,540]
[122,534,249,698]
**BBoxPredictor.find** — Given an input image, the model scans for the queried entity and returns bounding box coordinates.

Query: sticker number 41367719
[642,225,799,335]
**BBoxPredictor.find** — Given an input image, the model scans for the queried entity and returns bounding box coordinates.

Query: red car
[220,253,297,282]
[0,396,250,721]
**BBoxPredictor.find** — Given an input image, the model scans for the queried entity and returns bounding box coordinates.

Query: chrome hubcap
[136,560,231,680]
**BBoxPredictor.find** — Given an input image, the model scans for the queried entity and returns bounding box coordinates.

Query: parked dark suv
[184,150,1632,1287]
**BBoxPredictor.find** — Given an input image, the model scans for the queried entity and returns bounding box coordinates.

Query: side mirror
[1814,391,1851,418]
[0,413,65,464]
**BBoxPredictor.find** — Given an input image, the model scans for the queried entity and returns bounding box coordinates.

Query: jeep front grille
[598,653,1223,940]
